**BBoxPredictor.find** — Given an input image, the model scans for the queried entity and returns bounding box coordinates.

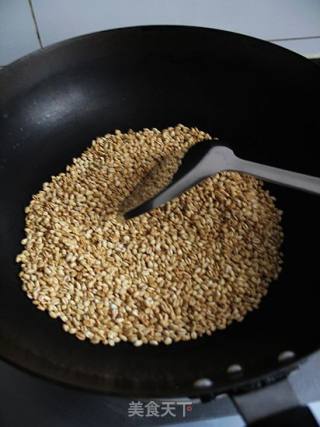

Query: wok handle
[232,377,318,426]
[233,157,320,195]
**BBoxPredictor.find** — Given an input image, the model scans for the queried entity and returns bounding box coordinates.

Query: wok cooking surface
[0,26,320,397]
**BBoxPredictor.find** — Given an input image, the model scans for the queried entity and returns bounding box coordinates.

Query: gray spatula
[122,139,320,219]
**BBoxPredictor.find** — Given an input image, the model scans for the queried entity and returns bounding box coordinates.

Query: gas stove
[1,352,320,426]
[1,57,319,427]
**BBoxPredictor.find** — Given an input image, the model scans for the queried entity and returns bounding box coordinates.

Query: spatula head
[120,139,230,219]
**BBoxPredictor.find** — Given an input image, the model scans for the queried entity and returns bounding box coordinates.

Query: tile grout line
[27,0,43,48]
[268,35,320,42]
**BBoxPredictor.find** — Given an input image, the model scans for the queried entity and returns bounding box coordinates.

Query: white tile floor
[0,0,320,65]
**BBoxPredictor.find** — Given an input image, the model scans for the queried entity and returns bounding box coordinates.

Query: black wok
[1,26,320,425]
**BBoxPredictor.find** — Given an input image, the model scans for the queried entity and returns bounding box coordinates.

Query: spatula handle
[234,157,320,195]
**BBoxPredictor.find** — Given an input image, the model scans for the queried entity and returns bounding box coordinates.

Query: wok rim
[0,24,319,397]
[2,24,320,74]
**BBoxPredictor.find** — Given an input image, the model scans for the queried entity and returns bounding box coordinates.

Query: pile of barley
[17,125,283,346]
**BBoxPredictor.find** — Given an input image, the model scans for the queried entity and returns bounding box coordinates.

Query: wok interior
[0,27,320,396]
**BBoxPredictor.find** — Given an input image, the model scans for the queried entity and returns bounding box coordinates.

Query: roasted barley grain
[16,125,283,346]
